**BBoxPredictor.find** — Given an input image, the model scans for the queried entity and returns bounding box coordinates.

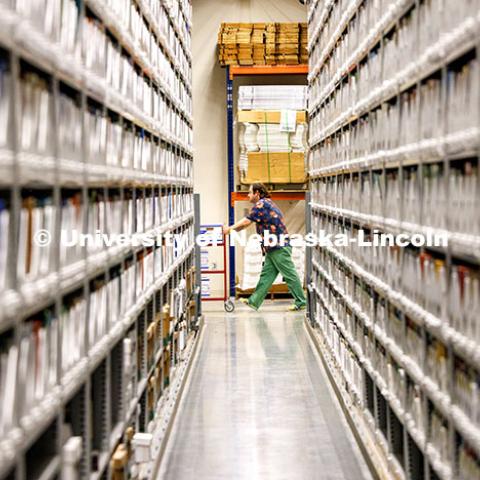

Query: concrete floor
[157,300,373,480]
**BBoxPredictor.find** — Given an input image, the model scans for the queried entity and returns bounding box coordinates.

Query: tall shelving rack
[0,1,199,480]
[226,65,308,298]
[307,1,480,479]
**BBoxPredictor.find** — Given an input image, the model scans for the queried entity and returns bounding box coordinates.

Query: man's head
[248,183,270,203]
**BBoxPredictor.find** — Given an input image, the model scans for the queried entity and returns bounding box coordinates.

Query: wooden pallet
[236,284,292,300]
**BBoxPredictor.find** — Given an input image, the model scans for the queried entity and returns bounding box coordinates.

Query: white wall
[192,0,308,295]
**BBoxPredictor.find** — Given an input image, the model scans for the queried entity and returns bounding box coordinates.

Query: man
[223,183,306,311]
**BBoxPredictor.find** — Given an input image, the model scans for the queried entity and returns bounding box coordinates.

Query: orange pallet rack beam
[229,65,309,79]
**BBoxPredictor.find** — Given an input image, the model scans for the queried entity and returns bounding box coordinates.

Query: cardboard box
[162,304,171,344]
[146,323,155,366]
[243,152,306,184]
[238,110,306,124]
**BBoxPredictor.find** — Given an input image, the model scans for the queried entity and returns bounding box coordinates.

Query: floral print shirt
[247,198,289,252]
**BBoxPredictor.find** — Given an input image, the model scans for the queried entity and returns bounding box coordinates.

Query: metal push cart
[200,224,235,312]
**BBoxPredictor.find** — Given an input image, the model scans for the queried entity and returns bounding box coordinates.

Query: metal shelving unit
[0,1,200,479]
[225,64,308,298]
[306,1,480,480]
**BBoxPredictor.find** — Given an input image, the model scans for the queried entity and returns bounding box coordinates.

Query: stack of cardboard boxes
[252,23,266,65]
[300,23,308,64]
[275,23,300,65]
[238,110,307,184]
[217,23,239,65]
[218,22,308,66]
[265,23,277,65]
[236,24,254,65]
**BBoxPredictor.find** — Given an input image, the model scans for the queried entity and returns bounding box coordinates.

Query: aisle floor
[157,301,373,480]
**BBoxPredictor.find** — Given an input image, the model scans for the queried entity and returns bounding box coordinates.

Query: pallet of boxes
[218,22,308,66]
[237,85,308,187]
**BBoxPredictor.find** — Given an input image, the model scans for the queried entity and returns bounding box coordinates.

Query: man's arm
[223,217,252,235]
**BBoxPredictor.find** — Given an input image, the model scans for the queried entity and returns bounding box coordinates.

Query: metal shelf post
[226,66,235,298]
[225,65,308,299]
[193,193,202,321]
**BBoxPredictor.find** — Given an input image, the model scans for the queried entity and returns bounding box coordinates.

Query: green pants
[249,246,307,309]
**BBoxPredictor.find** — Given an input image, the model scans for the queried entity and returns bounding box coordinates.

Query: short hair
[250,183,270,198]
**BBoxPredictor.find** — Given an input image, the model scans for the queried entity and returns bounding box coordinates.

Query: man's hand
[223,217,252,235]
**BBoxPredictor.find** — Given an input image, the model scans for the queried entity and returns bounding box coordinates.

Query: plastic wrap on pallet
[238,85,307,110]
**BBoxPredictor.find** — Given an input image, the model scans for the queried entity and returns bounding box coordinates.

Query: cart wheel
[224,299,235,312]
